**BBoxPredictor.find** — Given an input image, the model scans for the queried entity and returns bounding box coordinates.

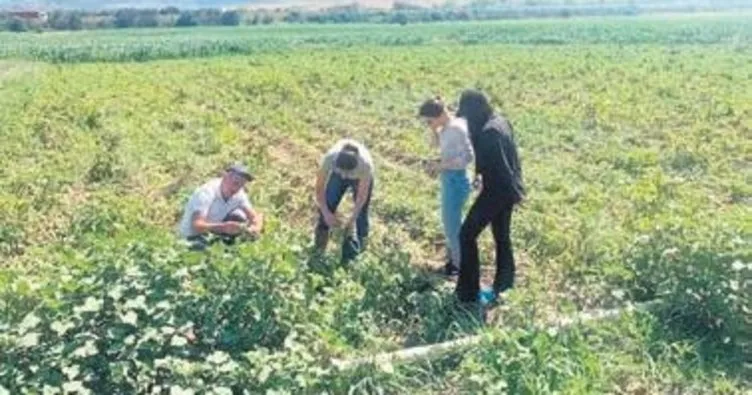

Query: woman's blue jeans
[440,169,471,267]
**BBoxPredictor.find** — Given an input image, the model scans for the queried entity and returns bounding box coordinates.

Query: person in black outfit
[454,89,525,305]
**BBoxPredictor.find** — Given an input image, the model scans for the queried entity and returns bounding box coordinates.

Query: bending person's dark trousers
[455,191,515,303]
[316,172,373,263]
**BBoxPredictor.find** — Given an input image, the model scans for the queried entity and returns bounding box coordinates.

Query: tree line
[2,8,250,32]
[1,1,749,32]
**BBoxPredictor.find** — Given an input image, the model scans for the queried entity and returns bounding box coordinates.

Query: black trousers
[455,191,515,303]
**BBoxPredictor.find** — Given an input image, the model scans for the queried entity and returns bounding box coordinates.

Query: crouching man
[314,139,374,263]
[178,164,264,250]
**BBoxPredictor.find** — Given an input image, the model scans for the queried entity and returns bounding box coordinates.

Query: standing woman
[455,89,525,305]
[419,96,475,276]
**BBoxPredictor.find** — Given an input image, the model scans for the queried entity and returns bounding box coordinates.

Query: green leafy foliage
[0,237,403,392]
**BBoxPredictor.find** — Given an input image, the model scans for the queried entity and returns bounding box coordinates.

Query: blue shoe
[478,288,498,306]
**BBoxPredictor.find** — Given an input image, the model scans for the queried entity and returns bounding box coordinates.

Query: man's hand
[221,221,245,235]
[241,208,263,238]
[323,211,341,228]
[246,223,262,238]
[192,212,248,236]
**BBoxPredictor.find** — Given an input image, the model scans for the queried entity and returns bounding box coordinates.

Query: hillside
[0,0,434,11]
[0,0,259,11]
[2,0,749,11]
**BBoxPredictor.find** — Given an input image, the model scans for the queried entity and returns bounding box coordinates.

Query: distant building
[9,11,48,22]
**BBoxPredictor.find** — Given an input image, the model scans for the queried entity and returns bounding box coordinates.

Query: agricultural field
[1,13,751,62]
[1,12,751,394]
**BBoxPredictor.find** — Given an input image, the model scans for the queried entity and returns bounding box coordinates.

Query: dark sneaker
[444,263,460,276]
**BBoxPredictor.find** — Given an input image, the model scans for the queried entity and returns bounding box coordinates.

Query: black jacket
[471,115,525,205]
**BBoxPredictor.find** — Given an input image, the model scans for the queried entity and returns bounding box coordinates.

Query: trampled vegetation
[0,13,750,394]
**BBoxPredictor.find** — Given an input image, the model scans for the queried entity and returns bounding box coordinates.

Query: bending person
[418,96,474,276]
[314,139,375,263]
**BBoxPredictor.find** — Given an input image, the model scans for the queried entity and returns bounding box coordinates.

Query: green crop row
[0,13,750,63]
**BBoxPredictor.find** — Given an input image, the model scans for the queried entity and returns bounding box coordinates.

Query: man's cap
[226,164,254,181]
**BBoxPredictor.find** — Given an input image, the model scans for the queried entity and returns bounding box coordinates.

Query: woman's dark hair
[457,89,493,134]
[335,143,359,171]
[418,96,445,118]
